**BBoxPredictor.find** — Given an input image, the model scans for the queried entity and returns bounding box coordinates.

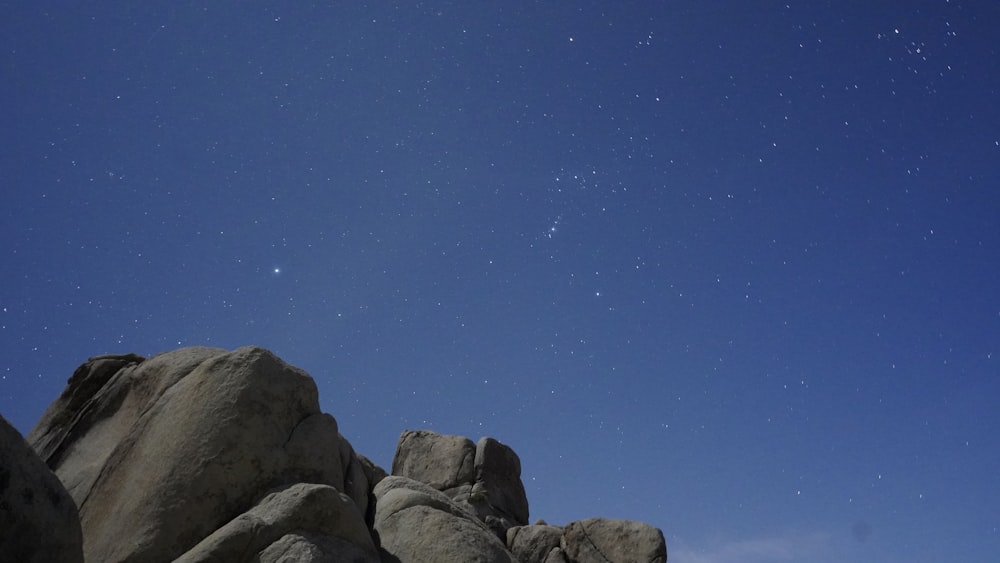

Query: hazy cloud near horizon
[670,531,838,563]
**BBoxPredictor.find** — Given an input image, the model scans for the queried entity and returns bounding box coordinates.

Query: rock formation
[2,345,666,562]
[0,414,83,563]
[391,429,529,538]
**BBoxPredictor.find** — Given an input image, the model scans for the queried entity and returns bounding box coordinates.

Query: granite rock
[175,482,377,563]
[392,429,529,538]
[12,345,668,563]
[27,346,374,562]
[373,475,516,563]
[507,523,564,563]
[562,517,668,563]
[0,414,83,563]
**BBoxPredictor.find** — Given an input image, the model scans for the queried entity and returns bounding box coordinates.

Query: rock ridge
[1,345,667,562]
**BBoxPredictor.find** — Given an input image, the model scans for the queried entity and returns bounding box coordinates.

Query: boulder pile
[2,346,667,562]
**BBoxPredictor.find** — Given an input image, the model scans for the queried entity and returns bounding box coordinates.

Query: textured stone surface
[507,524,564,563]
[176,483,377,563]
[562,518,668,563]
[29,350,183,501]
[257,532,375,563]
[348,451,386,526]
[0,414,83,563]
[27,346,369,562]
[474,436,529,526]
[391,429,529,538]
[373,475,516,563]
[392,429,476,489]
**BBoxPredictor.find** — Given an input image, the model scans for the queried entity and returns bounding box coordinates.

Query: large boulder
[562,518,667,563]
[391,429,476,489]
[474,436,529,525]
[0,414,83,563]
[175,482,378,563]
[373,475,516,563]
[27,346,376,563]
[392,430,529,537]
[507,519,666,563]
[506,523,565,563]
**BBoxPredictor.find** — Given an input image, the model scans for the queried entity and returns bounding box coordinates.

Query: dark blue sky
[3,2,998,561]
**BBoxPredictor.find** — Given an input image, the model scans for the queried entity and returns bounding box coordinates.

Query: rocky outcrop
[8,345,667,563]
[373,476,517,562]
[0,414,83,563]
[26,346,376,562]
[507,519,667,563]
[507,523,566,562]
[176,483,378,563]
[392,429,529,538]
[562,518,668,563]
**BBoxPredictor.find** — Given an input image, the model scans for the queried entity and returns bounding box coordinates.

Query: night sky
[3,2,999,562]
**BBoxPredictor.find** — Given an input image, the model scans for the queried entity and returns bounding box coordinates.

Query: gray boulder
[0,414,83,563]
[27,346,377,562]
[506,524,564,563]
[257,532,373,563]
[391,430,529,537]
[176,482,377,563]
[474,436,529,525]
[508,519,667,563]
[373,475,516,563]
[562,518,667,563]
[391,429,476,489]
[28,351,154,500]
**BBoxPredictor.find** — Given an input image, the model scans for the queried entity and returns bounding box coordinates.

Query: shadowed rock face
[10,345,666,563]
[175,482,378,563]
[0,414,83,563]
